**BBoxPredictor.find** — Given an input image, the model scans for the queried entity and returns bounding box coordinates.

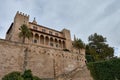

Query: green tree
[22,70,33,80]
[19,24,32,43]
[2,70,42,80]
[2,72,24,80]
[19,24,32,72]
[73,37,85,54]
[86,33,114,61]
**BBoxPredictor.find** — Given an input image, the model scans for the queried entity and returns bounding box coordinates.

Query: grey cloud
[0,0,120,49]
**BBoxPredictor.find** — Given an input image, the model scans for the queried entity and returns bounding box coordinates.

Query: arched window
[55,38,58,48]
[45,36,49,45]
[50,37,54,47]
[59,40,62,48]
[40,35,44,44]
[34,34,39,43]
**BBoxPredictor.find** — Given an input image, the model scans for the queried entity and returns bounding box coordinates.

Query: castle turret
[6,11,29,42]
[32,17,37,24]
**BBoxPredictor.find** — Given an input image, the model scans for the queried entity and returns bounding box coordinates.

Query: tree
[86,33,114,61]
[88,33,106,43]
[19,24,32,43]
[73,37,85,54]
[2,72,23,80]
[19,24,32,72]
[2,70,42,80]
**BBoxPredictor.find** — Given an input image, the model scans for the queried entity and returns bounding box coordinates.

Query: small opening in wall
[49,31,53,35]
[33,26,37,30]
[56,44,58,48]
[33,40,37,43]
[42,29,46,32]
[50,43,54,47]
[55,33,58,36]
[62,54,64,57]
[59,55,61,57]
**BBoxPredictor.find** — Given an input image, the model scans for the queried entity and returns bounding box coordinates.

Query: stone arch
[45,36,49,45]
[63,41,65,48]
[59,40,62,48]
[55,38,58,48]
[34,33,39,43]
[50,37,54,47]
[40,35,44,44]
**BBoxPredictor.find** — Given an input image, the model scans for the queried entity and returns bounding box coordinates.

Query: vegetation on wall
[73,36,85,54]
[86,33,114,61]
[87,58,120,80]
[2,69,42,80]
[85,55,95,63]
[19,24,32,43]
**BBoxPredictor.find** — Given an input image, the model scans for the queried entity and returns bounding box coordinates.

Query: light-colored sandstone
[0,11,93,80]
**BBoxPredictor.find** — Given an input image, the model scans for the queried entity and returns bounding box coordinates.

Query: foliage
[86,33,114,61]
[85,55,95,63]
[2,70,42,80]
[2,72,24,80]
[19,24,32,43]
[87,58,120,80]
[73,37,85,54]
[33,76,42,80]
[22,69,33,80]
[88,33,106,43]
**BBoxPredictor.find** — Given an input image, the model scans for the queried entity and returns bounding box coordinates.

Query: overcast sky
[0,0,120,56]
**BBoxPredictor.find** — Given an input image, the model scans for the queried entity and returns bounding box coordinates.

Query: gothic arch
[45,36,49,45]
[34,33,39,43]
[40,35,44,44]
[50,37,54,47]
[59,40,62,48]
[55,38,58,48]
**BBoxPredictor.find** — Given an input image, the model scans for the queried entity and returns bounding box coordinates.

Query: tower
[6,11,29,42]
[62,29,72,51]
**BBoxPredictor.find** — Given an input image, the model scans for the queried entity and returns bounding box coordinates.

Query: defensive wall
[0,39,86,79]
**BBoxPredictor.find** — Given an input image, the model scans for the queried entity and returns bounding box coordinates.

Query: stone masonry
[0,39,93,80]
[0,11,93,80]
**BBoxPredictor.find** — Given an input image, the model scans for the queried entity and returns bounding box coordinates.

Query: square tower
[6,11,29,42]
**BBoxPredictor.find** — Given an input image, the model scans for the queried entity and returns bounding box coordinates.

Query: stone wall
[0,39,91,80]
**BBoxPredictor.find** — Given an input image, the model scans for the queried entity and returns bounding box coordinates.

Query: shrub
[85,55,95,63]
[22,69,33,80]
[2,72,24,80]
[33,76,42,80]
[2,70,42,80]
[87,58,120,80]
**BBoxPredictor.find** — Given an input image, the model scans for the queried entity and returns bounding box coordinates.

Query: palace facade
[6,11,72,51]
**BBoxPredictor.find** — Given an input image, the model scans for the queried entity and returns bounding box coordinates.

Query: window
[33,26,37,30]
[56,44,58,48]
[33,39,37,43]
[42,29,46,32]
[50,43,53,46]
[49,31,53,35]
[55,33,58,36]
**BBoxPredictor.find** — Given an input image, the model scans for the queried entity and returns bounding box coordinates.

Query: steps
[55,65,93,80]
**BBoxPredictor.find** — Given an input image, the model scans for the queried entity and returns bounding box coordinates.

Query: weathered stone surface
[0,39,92,80]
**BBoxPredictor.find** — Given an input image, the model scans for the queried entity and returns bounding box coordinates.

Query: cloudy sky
[0,0,120,56]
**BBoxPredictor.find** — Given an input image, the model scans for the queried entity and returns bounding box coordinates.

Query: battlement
[16,11,29,18]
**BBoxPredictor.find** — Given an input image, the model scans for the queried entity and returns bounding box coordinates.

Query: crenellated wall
[0,39,86,79]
